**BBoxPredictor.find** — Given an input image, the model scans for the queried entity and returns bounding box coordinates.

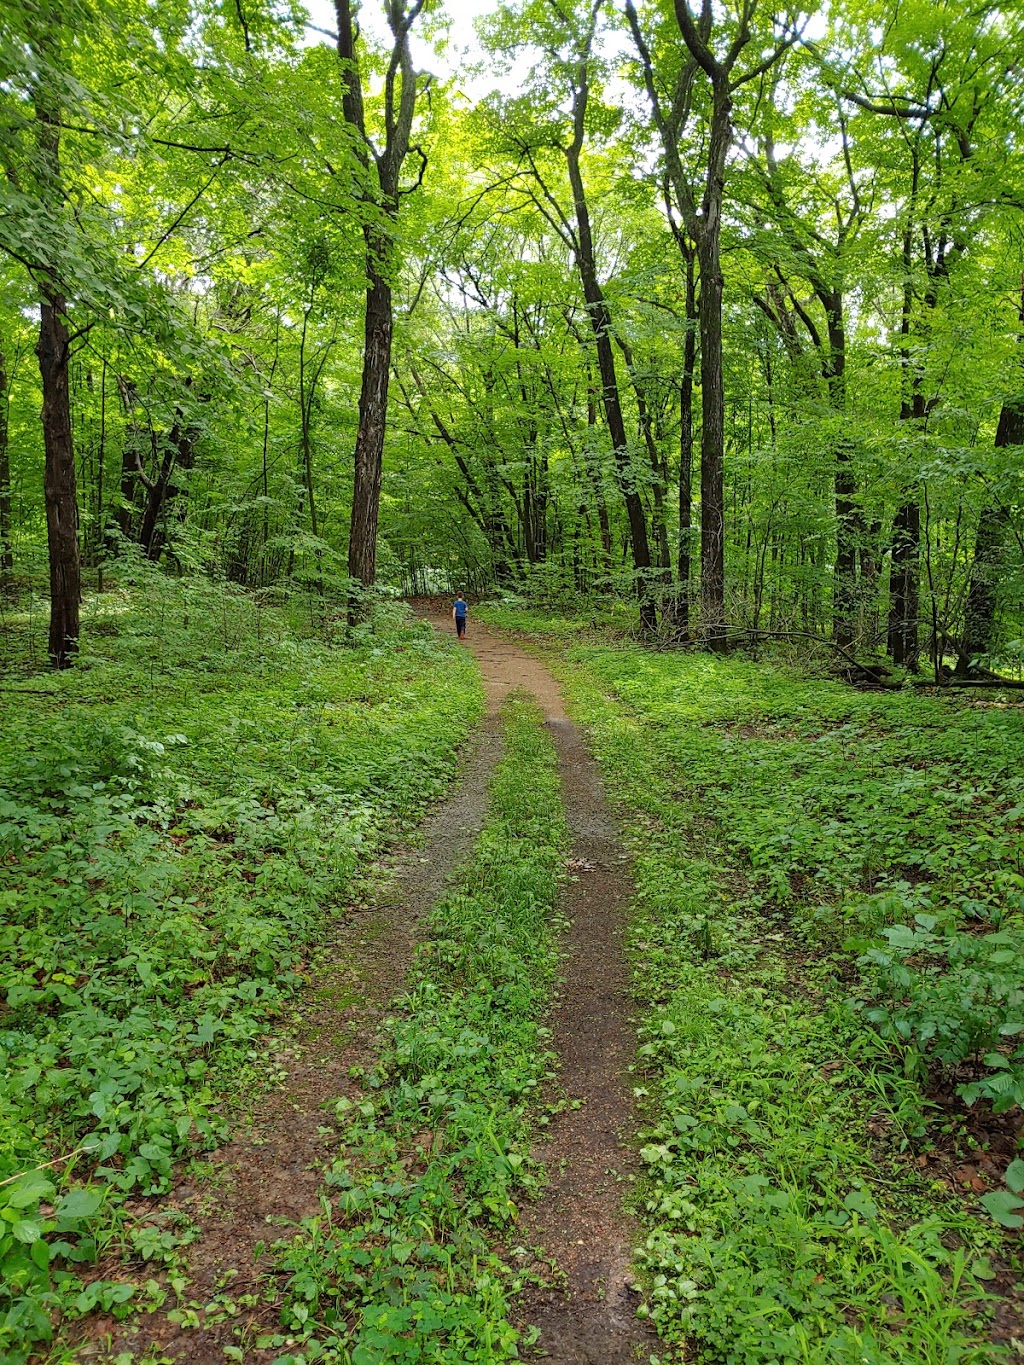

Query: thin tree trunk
[562,41,655,631]
[674,248,697,636]
[889,220,921,669]
[96,360,106,590]
[823,295,858,648]
[696,220,726,647]
[0,343,13,593]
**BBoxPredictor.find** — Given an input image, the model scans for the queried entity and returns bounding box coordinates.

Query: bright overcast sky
[302,0,506,93]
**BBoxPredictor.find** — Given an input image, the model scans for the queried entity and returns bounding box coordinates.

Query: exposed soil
[413,602,656,1363]
[77,714,503,1364]
[78,605,653,1363]
[518,715,656,1363]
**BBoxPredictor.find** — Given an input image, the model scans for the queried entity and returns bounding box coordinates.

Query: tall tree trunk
[823,294,858,648]
[960,279,1024,669]
[335,0,425,624]
[669,246,697,638]
[626,0,793,649]
[696,216,726,647]
[586,385,613,576]
[38,293,80,667]
[95,360,106,590]
[0,343,13,594]
[888,496,920,668]
[115,376,145,540]
[562,30,655,631]
[146,420,198,562]
[33,23,80,665]
[889,223,921,669]
[960,395,1023,669]
[348,233,391,601]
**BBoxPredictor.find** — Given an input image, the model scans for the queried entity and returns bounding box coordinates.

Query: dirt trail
[83,715,503,1363]
[85,609,651,1363]
[417,607,655,1363]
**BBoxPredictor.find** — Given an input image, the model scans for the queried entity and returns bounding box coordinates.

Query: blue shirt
[453,599,467,618]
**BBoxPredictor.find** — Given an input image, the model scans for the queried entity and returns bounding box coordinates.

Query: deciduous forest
[2,0,1023,1361]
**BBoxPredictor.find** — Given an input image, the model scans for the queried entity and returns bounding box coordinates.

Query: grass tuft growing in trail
[269,697,568,1365]
[478,607,1019,1363]
[0,578,481,1365]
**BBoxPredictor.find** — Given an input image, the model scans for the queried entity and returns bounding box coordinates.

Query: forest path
[81,694,504,1363]
[82,610,651,1363]
[416,605,655,1363]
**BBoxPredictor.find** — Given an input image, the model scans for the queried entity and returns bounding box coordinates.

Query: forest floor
[73,605,654,1364]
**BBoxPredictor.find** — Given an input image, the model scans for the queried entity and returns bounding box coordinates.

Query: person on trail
[452,593,468,639]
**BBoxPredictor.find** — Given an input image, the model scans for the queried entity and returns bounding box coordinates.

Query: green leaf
[980,1189,1024,1229]
[55,1187,104,1220]
[3,1173,55,1211]
[1004,1160,1024,1195]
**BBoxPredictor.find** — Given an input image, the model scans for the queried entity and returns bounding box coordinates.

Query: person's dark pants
[455,616,466,638]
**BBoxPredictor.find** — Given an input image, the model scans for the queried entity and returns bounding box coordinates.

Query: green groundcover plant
[0,579,481,1364]
[480,606,1019,1364]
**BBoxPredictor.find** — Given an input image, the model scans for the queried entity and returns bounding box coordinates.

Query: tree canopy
[2,0,1023,673]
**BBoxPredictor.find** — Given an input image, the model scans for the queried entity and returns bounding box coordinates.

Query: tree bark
[696,210,726,647]
[348,234,391,599]
[960,278,1024,669]
[675,300,696,637]
[823,295,858,648]
[960,394,1023,668]
[32,21,81,665]
[38,293,80,667]
[561,15,655,631]
[889,218,921,669]
[138,382,197,560]
[336,0,426,624]
[888,495,920,669]
[0,343,13,594]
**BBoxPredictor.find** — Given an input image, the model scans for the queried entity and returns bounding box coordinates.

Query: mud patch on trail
[77,718,503,1365]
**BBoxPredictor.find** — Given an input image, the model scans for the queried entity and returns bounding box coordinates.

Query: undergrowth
[267,697,568,1364]
[0,576,481,1364]
[478,607,1020,1364]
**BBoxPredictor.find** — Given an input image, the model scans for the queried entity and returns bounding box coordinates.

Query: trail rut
[80,715,503,1364]
[417,606,655,1363]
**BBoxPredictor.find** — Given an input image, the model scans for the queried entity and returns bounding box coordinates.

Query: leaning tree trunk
[38,293,80,667]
